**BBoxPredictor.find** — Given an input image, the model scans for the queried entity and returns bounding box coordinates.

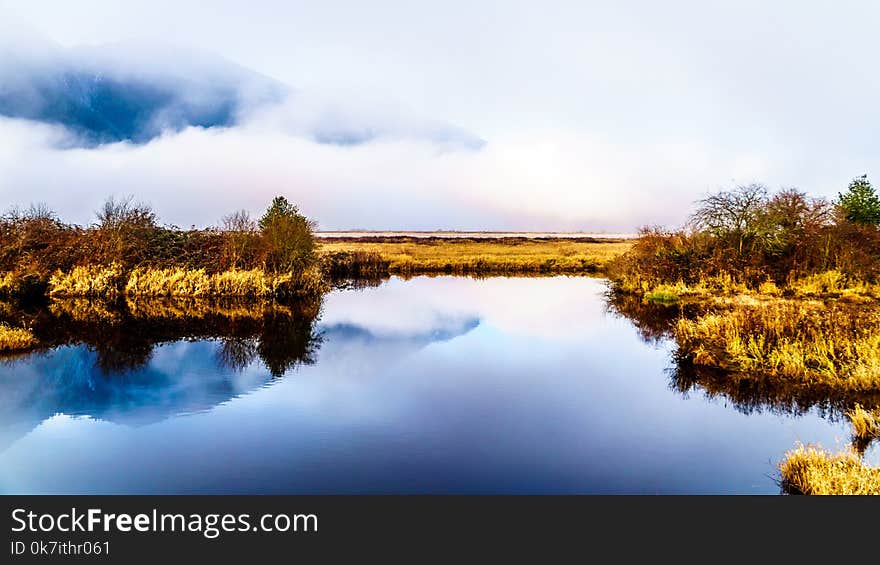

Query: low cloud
[0,112,783,231]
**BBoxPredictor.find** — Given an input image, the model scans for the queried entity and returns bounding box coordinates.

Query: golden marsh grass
[48,264,126,298]
[779,444,880,495]
[48,266,327,298]
[675,299,880,392]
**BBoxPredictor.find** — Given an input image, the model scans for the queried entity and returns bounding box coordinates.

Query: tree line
[611,175,880,289]
[0,195,317,298]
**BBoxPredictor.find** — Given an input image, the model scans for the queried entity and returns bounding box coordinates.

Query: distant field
[318,235,633,276]
[316,231,638,239]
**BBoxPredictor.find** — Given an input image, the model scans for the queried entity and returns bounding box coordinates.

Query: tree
[836,175,880,226]
[258,196,316,272]
[689,183,768,254]
[221,210,259,269]
[755,189,832,255]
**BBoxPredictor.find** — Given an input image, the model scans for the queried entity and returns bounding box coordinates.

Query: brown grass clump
[780,444,880,495]
[0,323,37,352]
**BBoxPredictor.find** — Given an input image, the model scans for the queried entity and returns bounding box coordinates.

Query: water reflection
[3,297,322,377]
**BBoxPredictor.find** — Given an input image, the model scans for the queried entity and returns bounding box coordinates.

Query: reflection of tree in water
[93,337,155,374]
[258,309,322,377]
[0,296,324,378]
[218,337,259,373]
[607,290,880,425]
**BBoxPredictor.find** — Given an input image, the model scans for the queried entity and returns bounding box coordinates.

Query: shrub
[259,196,316,273]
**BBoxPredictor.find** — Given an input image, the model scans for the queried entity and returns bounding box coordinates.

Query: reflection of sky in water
[0,276,872,494]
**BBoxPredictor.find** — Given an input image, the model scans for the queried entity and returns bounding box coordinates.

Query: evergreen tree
[836,175,880,225]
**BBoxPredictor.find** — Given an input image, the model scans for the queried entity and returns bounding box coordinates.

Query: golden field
[317,237,633,275]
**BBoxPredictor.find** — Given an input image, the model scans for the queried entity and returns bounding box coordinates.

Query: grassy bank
[47,265,327,299]
[318,236,632,276]
[0,195,324,300]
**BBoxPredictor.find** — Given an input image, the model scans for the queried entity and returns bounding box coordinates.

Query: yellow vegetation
[779,444,880,495]
[621,273,750,298]
[788,270,880,299]
[318,239,632,275]
[47,265,327,299]
[625,271,880,302]
[0,323,37,352]
[49,264,126,297]
[849,404,880,442]
[675,299,880,392]
[0,272,17,295]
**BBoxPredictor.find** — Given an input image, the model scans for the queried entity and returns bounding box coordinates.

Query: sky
[1,0,878,231]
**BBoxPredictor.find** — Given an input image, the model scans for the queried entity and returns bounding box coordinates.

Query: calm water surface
[0,276,872,494]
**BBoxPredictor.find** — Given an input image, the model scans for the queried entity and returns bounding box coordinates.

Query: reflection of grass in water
[49,298,124,323]
[124,297,297,320]
[318,238,632,275]
[0,295,323,377]
[780,444,880,495]
[0,323,37,352]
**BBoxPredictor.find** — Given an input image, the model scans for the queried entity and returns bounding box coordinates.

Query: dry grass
[318,238,632,275]
[0,323,37,352]
[0,272,18,296]
[126,266,328,298]
[675,299,880,392]
[780,444,880,495]
[621,273,751,300]
[47,266,327,299]
[48,264,126,298]
[624,271,880,303]
[849,404,880,442]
